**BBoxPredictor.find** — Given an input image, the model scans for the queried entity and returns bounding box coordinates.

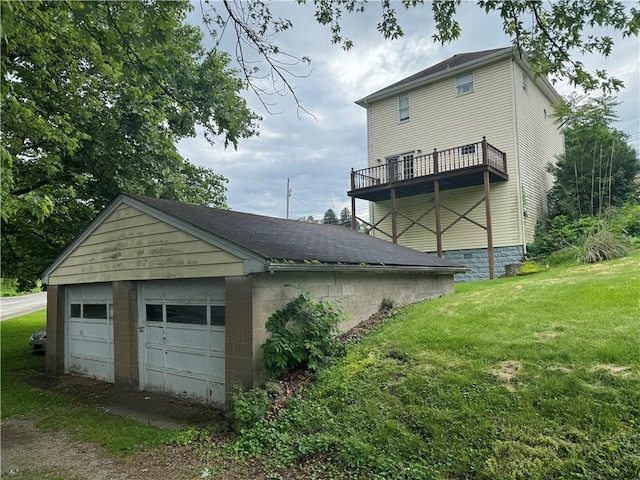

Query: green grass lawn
[0,311,178,454]
[2,253,639,479]
[233,252,640,479]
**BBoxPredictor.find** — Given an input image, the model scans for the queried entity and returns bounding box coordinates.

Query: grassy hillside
[233,252,640,479]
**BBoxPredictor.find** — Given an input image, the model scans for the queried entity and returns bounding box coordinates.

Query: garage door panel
[209,355,224,374]
[65,284,114,383]
[144,346,165,367]
[81,321,110,338]
[68,322,83,336]
[209,331,225,352]
[166,350,209,375]
[145,368,165,387]
[163,373,208,401]
[139,279,225,404]
[82,340,112,358]
[164,327,209,349]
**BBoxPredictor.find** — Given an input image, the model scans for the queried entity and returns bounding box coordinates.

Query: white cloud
[178,3,640,218]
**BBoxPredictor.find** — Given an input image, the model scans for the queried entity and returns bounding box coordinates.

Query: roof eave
[355,47,514,107]
[266,263,467,275]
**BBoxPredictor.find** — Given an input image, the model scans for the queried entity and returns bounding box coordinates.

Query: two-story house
[348,47,564,280]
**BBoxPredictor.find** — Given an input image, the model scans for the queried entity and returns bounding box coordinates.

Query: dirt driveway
[1,374,223,479]
[1,417,205,480]
[1,373,312,480]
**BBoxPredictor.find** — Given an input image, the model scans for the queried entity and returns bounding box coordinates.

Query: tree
[322,208,339,225]
[297,215,319,223]
[339,208,352,228]
[203,0,639,103]
[1,0,259,289]
[548,95,639,219]
[338,207,361,230]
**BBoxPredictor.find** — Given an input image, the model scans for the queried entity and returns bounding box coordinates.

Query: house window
[456,73,474,96]
[398,95,409,122]
[460,144,476,156]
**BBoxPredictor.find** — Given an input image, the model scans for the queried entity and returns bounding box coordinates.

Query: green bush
[581,227,629,263]
[529,204,638,263]
[262,286,346,379]
[1,278,19,296]
[231,386,269,429]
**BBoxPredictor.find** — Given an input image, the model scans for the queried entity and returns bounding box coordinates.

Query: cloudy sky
[178,2,640,221]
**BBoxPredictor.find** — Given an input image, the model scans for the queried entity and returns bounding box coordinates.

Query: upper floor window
[459,144,476,156]
[398,95,409,122]
[456,73,474,96]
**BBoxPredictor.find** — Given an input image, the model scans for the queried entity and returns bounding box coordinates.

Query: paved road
[0,292,47,321]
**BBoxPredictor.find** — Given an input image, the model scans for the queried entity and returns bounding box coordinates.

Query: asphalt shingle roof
[361,47,512,101]
[131,195,460,269]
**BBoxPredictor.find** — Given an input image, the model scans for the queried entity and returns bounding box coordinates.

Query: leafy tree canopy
[205,0,639,99]
[1,0,259,288]
[549,94,639,219]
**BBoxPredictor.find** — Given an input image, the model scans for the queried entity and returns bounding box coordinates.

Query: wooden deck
[348,137,508,201]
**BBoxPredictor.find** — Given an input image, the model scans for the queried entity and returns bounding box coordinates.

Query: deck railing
[351,137,507,190]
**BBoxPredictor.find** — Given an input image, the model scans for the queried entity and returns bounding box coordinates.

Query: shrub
[1,278,19,296]
[262,286,346,379]
[581,227,629,263]
[231,386,269,429]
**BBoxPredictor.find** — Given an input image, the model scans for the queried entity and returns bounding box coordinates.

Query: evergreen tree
[322,209,339,225]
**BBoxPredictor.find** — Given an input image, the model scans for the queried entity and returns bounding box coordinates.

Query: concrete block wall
[443,245,524,282]
[112,281,139,389]
[45,285,66,374]
[225,276,255,397]
[248,270,455,385]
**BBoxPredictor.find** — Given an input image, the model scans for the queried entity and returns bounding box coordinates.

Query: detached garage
[42,193,464,405]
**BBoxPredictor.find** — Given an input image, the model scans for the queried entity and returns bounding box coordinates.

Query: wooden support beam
[484,170,494,279]
[434,179,443,257]
[351,196,356,231]
[390,187,398,243]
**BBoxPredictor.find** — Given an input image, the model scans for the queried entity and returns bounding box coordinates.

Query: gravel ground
[1,418,201,480]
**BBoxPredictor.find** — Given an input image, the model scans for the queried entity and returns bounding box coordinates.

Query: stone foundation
[442,245,524,282]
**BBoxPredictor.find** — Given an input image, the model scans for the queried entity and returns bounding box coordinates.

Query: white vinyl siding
[367,58,520,250]
[512,63,564,244]
[372,182,519,251]
[398,95,409,122]
[48,204,244,285]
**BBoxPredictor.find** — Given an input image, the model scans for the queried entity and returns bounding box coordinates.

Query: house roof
[128,194,462,271]
[355,46,559,106]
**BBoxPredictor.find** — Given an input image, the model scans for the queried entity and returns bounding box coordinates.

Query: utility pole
[286,178,291,219]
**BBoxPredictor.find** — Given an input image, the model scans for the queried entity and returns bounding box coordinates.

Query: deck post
[434,179,443,257]
[390,187,398,243]
[350,169,357,231]
[482,136,488,165]
[433,148,439,174]
[484,170,494,279]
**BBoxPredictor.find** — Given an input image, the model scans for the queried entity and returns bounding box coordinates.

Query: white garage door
[139,279,225,404]
[66,284,114,382]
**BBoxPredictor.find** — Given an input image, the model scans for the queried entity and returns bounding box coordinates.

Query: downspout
[511,59,527,254]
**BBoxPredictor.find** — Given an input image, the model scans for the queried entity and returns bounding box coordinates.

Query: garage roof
[129,195,462,271]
